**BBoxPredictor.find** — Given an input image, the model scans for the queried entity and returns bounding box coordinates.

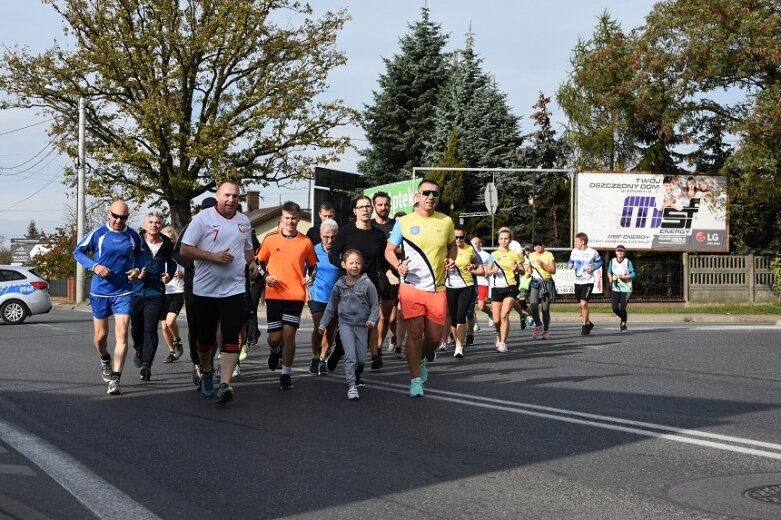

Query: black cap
[200,197,217,209]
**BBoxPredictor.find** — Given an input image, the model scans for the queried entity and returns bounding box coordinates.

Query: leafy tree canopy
[0,0,357,230]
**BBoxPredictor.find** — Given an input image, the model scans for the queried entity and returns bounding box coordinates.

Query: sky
[0,0,658,242]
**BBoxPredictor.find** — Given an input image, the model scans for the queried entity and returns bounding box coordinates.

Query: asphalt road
[1,308,780,519]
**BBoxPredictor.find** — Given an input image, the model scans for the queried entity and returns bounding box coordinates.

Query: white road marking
[0,419,162,520]
[368,381,781,461]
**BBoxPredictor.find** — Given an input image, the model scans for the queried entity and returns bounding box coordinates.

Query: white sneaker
[347,386,360,400]
[454,346,464,359]
[438,341,447,352]
[387,341,396,353]
[486,318,493,328]
[232,364,241,378]
[496,342,508,353]
[473,323,481,333]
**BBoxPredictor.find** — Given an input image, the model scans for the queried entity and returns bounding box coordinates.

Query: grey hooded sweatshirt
[320,273,380,329]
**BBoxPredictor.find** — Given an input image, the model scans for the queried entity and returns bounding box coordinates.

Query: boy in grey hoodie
[319,250,380,400]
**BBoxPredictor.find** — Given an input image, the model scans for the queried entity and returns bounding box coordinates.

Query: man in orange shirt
[257,201,318,389]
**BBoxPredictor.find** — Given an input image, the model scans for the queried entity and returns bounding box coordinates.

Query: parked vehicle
[0,265,53,324]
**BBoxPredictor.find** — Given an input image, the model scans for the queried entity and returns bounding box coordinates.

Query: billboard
[364,179,418,215]
[575,172,728,252]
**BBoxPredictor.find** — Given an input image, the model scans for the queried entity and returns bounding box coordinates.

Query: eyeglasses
[355,205,372,211]
[454,235,466,240]
[110,212,129,221]
[419,190,440,198]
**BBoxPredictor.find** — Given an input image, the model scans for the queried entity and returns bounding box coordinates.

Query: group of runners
[73,178,637,403]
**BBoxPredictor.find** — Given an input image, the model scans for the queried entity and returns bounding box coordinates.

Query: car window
[28,268,45,279]
[0,270,26,282]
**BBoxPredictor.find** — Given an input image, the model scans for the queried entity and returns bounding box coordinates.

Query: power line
[0,138,57,170]
[0,117,55,136]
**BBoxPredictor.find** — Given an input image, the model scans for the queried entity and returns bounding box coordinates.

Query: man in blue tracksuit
[130,212,177,382]
[73,200,145,395]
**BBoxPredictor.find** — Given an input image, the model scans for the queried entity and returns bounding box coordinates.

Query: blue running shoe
[409,377,424,398]
[418,358,428,384]
[200,371,216,398]
[215,383,234,406]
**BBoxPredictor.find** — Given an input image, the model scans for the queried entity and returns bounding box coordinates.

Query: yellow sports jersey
[445,243,477,289]
[528,251,555,280]
[389,211,455,292]
[490,249,525,289]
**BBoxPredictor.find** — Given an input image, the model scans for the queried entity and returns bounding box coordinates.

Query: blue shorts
[308,300,328,314]
[91,294,133,319]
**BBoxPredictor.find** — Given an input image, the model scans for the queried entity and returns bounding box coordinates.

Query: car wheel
[0,300,28,324]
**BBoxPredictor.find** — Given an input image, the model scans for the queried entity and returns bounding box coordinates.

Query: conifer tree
[359,8,449,185]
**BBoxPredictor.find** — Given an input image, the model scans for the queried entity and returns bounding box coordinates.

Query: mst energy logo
[620,196,699,233]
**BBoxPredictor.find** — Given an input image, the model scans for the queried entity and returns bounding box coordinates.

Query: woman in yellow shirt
[487,228,530,352]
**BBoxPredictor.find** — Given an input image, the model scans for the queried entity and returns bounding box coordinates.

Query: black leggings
[611,291,631,322]
[446,286,475,325]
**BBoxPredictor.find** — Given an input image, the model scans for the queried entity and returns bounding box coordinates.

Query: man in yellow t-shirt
[385,179,456,398]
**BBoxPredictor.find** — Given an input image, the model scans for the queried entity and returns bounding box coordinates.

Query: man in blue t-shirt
[73,200,145,396]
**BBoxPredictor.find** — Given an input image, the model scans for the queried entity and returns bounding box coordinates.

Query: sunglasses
[419,190,440,198]
[111,212,129,221]
[454,235,466,240]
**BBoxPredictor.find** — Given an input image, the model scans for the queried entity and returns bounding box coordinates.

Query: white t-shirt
[475,249,491,287]
[165,265,185,295]
[569,247,601,284]
[181,207,253,298]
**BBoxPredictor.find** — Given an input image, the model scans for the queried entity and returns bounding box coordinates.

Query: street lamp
[45,86,86,303]
[75,97,86,304]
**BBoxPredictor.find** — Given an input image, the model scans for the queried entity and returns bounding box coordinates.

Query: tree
[636,0,781,251]
[31,224,77,280]
[1,0,356,230]
[358,7,449,185]
[557,12,640,171]
[25,220,41,239]
[429,128,464,216]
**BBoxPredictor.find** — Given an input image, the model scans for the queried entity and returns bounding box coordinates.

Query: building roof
[245,205,311,227]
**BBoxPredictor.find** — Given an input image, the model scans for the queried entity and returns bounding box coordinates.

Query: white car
[0,265,53,324]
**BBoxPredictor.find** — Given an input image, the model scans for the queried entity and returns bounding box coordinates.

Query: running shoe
[200,371,216,398]
[326,340,344,372]
[318,360,328,375]
[347,386,360,401]
[454,346,464,359]
[581,325,589,336]
[587,322,595,333]
[620,323,628,333]
[542,331,552,340]
[214,363,221,379]
[418,358,428,384]
[215,383,234,406]
[280,373,294,390]
[466,334,474,346]
[473,323,481,333]
[526,315,535,327]
[437,341,447,352]
[163,352,177,364]
[139,363,151,381]
[370,352,383,370]
[387,338,396,353]
[496,342,508,353]
[267,344,282,371]
[425,350,436,362]
[106,375,121,395]
[409,377,424,398]
[232,364,241,378]
[532,326,542,339]
[520,314,527,330]
[192,364,202,387]
[133,350,143,368]
[394,346,405,359]
[100,356,112,382]
[239,343,249,361]
[486,318,493,328]
[308,358,319,375]
[173,339,184,359]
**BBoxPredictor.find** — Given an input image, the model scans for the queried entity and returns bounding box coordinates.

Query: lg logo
[696,232,719,242]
